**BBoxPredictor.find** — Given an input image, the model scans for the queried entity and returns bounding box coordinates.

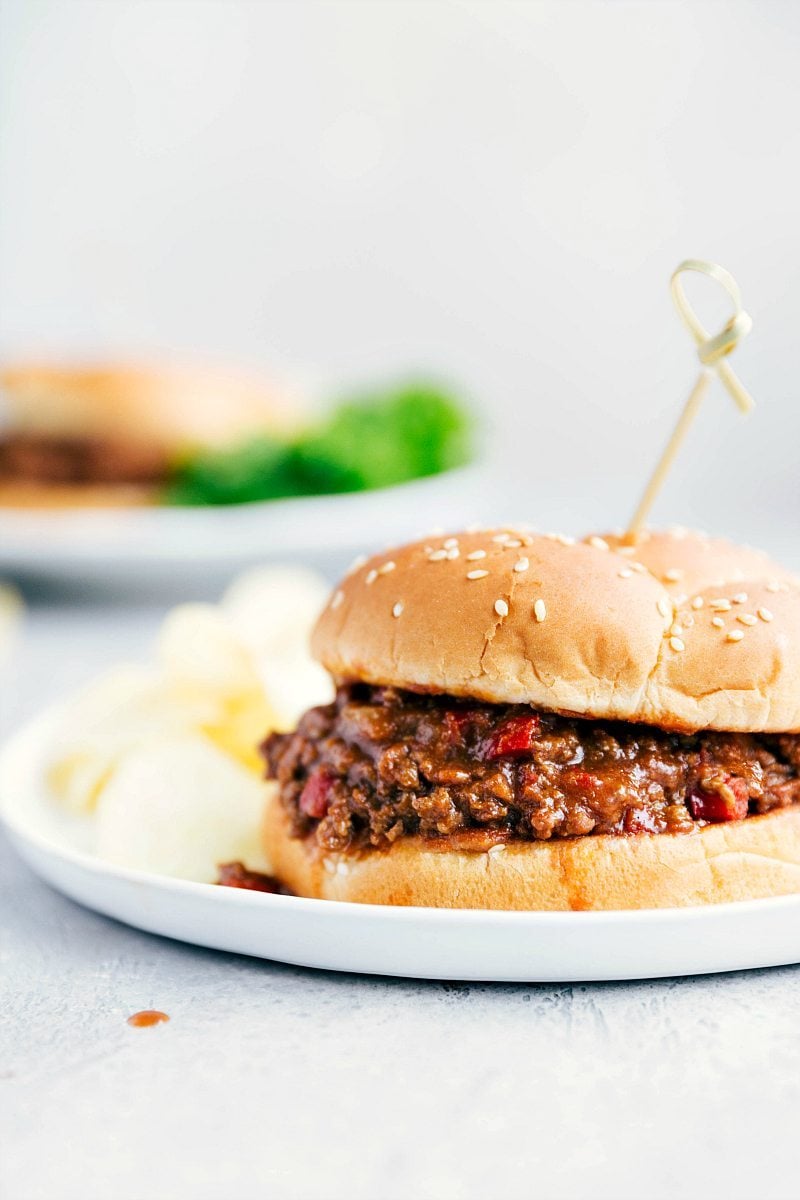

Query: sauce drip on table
[127,1010,170,1028]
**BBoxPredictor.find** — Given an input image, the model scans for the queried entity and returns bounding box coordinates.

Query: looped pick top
[627,259,755,542]
[670,259,754,404]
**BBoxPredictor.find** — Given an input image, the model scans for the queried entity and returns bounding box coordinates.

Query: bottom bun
[263,792,800,911]
[0,482,157,508]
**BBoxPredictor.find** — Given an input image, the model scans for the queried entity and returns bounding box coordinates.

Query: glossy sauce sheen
[263,684,800,853]
[216,861,290,893]
[127,1010,170,1028]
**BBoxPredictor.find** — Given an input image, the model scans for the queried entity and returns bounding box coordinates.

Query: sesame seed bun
[263,790,800,910]
[0,362,300,507]
[312,528,800,733]
[1,362,298,449]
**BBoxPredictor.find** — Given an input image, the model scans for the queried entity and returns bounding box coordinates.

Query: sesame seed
[534,599,547,623]
[379,560,396,575]
[504,539,522,549]
[664,568,683,582]
[766,581,782,593]
[669,637,685,652]
[466,549,487,561]
[758,607,774,623]
[443,537,458,549]
[487,844,506,857]
[657,598,671,618]
[392,602,403,618]
[446,548,460,560]
[737,613,757,626]
[727,629,745,643]
[556,534,575,546]
[669,622,683,637]
[732,592,748,604]
[618,568,633,579]
[428,549,448,562]
[365,569,378,585]
[618,546,635,556]
[709,599,732,611]
[673,593,688,606]
[494,599,509,618]
[467,569,489,580]
[513,557,529,573]
[347,554,367,574]
[631,562,647,574]
[331,589,344,610]
[589,536,609,551]
[691,596,704,610]
[492,534,511,544]
[712,616,725,629]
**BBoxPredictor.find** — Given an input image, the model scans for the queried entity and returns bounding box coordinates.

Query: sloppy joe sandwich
[0,363,293,506]
[262,527,800,910]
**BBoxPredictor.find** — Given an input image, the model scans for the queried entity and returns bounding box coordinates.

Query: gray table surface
[2,600,800,1200]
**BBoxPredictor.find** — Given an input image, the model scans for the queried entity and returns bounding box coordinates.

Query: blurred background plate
[0,463,486,590]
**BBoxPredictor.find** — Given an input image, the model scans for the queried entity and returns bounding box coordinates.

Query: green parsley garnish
[164,383,472,506]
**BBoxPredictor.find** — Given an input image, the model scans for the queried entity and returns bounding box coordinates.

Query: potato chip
[94,734,273,881]
[158,603,257,694]
[47,667,221,812]
[47,562,332,879]
[221,564,329,660]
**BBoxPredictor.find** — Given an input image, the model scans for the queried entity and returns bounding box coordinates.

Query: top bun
[313,527,800,733]
[0,363,300,450]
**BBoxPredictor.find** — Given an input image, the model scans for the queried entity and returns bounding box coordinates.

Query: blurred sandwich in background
[0,363,473,510]
[0,363,298,507]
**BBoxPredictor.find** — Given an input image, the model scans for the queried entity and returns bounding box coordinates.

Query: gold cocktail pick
[625,259,755,543]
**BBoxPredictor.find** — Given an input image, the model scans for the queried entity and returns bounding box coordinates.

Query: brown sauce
[263,684,800,853]
[217,861,291,893]
[0,432,167,486]
[127,1009,170,1028]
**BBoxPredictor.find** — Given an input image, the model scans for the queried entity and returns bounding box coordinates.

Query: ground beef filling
[262,685,800,854]
[0,433,167,486]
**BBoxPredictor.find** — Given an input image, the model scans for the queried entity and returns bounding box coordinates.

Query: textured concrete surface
[2,604,800,1200]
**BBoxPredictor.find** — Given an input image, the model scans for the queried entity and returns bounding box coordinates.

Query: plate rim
[0,462,481,529]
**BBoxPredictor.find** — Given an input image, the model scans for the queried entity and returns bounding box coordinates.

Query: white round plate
[0,465,484,586]
[3,707,800,982]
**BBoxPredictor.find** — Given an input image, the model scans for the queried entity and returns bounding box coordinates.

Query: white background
[1,0,799,557]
